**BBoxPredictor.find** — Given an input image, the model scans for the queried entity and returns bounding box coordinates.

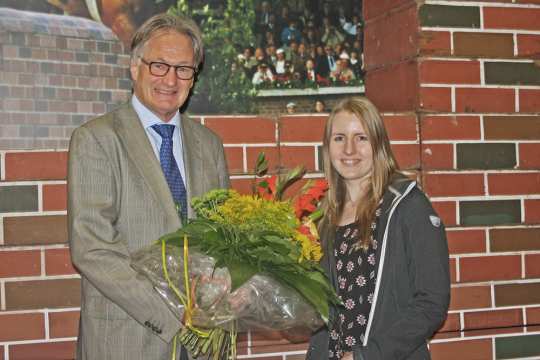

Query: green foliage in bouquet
[164,191,337,319]
[156,153,340,359]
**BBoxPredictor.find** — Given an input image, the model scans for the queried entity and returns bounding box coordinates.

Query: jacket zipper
[362,181,417,346]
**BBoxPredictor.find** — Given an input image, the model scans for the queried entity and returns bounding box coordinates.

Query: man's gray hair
[130,13,204,69]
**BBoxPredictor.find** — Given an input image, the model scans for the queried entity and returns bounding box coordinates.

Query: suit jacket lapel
[180,113,203,218]
[115,105,182,229]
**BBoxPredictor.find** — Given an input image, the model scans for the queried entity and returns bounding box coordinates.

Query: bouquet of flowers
[131,154,340,359]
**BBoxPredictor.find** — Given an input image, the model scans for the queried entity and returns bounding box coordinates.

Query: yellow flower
[209,191,299,238]
[294,232,323,262]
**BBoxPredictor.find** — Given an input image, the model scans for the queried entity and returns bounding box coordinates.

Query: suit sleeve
[68,126,182,343]
[355,191,450,360]
[215,137,231,189]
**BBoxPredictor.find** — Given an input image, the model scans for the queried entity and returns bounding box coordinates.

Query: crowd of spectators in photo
[235,0,364,90]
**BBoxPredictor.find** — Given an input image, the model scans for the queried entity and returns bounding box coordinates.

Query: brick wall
[1,1,540,359]
[0,8,131,150]
[0,111,420,359]
[364,0,540,359]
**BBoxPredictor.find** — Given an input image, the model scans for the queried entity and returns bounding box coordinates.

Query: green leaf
[224,259,257,291]
[255,152,268,176]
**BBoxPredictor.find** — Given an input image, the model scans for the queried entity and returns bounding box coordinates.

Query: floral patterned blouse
[328,212,381,359]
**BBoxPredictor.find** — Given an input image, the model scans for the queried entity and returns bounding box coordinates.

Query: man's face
[130,30,195,122]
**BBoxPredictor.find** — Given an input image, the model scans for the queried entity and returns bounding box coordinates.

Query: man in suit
[68,13,229,360]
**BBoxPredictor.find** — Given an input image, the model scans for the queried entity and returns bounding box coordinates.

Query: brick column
[365,1,540,358]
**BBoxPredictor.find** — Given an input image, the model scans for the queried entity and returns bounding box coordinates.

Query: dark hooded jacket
[307,178,450,360]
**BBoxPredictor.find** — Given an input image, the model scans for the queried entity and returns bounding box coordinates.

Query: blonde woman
[307,97,450,360]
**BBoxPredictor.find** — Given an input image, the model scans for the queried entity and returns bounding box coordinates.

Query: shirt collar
[131,94,181,129]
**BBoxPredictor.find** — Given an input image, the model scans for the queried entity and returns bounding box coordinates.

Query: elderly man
[68,13,229,360]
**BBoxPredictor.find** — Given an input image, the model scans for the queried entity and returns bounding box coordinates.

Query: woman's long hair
[321,97,400,249]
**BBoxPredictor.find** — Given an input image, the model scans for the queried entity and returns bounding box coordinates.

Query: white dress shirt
[131,95,187,182]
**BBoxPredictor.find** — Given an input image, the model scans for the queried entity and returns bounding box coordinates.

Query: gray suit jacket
[68,103,230,360]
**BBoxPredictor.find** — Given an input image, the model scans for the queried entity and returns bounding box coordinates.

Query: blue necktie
[152,124,188,221]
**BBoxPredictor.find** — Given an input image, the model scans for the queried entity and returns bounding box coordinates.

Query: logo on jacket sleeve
[429,215,441,227]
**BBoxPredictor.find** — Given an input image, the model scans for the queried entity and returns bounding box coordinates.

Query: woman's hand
[341,351,354,360]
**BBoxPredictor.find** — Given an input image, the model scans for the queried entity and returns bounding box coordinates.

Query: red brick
[419,87,452,112]
[421,144,454,170]
[464,308,523,331]
[520,89,540,112]
[484,7,540,31]
[280,146,316,172]
[430,339,492,360]
[280,115,326,142]
[366,61,418,112]
[421,116,481,141]
[5,279,81,310]
[419,31,451,56]
[525,254,540,278]
[0,313,45,341]
[525,199,540,223]
[520,144,540,169]
[5,152,68,181]
[3,215,67,246]
[382,114,418,141]
[250,330,288,346]
[224,147,244,174]
[0,250,41,278]
[526,306,540,325]
[43,184,67,211]
[9,341,76,360]
[449,258,457,284]
[245,146,279,173]
[460,255,521,283]
[230,178,253,195]
[488,173,540,195]
[439,313,461,332]
[450,285,492,311]
[392,143,420,170]
[432,201,457,226]
[432,331,461,340]
[456,88,515,113]
[517,34,540,58]
[423,173,484,197]
[49,311,80,338]
[204,117,277,144]
[419,60,481,84]
[45,248,77,276]
[446,229,486,255]
[364,5,418,69]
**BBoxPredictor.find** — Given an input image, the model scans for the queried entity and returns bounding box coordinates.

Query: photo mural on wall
[1,0,364,114]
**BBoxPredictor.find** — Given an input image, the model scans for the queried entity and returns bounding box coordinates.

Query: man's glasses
[139,57,197,80]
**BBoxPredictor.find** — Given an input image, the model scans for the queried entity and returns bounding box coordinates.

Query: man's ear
[130,60,139,81]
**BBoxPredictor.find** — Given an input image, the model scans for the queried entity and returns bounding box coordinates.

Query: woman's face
[329,111,373,186]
